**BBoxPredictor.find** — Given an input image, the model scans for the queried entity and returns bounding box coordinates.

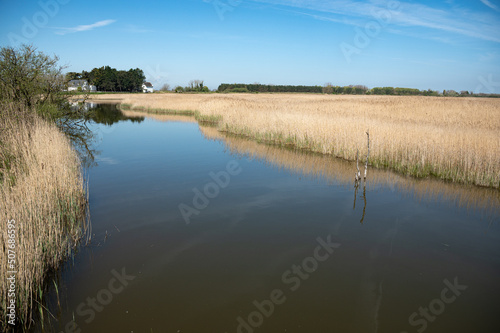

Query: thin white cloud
[249,0,500,43]
[480,0,499,11]
[54,19,116,35]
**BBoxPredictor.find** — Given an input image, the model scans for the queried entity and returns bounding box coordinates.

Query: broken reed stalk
[354,130,369,184]
[364,130,370,180]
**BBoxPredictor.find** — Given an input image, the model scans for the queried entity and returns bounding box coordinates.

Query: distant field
[89,93,500,188]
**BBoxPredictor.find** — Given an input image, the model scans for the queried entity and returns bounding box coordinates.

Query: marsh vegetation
[91,93,500,188]
[0,45,89,331]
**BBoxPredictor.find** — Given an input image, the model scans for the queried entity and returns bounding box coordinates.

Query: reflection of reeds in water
[199,125,500,217]
[120,109,197,123]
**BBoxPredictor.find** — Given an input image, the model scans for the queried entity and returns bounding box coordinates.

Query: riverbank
[89,93,500,188]
[0,103,88,330]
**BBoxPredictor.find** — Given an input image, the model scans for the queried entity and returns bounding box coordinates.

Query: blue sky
[1,0,499,92]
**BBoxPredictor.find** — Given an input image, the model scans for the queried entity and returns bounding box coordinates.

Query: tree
[0,44,66,109]
[99,66,117,92]
[128,68,146,92]
[160,83,171,92]
[66,72,82,81]
[84,67,145,92]
[323,83,334,94]
[187,79,205,92]
[0,44,96,165]
[443,90,458,97]
[353,85,368,94]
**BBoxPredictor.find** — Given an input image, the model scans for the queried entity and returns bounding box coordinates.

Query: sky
[0,0,499,92]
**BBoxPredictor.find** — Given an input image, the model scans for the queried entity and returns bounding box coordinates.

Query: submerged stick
[355,149,361,182]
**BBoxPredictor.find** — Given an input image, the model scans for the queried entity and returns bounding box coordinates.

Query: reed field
[0,103,88,329]
[91,93,500,188]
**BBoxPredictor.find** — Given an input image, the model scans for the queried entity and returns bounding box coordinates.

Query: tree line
[218,83,323,93]
[66,66,146,92]
[217,83,498,97]
[173,80,209,93]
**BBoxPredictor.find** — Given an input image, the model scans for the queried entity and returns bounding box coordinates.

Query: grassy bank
[119,103,222,124]
[0,103,88,330]
[92,93,500,188]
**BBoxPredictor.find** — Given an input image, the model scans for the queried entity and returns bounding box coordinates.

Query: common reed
[89,93,500,188]
[0,103,88,330]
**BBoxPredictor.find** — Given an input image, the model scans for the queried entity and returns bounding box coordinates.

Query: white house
[67,80,96,92]
[142,82,154,93]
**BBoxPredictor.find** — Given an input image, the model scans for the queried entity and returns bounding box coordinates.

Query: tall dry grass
[0,103,88,329]
[90,93,500,187]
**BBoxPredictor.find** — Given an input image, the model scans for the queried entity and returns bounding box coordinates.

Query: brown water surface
[46,104,499,333]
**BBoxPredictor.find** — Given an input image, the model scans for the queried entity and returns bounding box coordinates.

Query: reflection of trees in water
[64,103,145,168]
[90,103,145,125]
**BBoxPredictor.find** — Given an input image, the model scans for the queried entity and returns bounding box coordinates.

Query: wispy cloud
[480,0,499,11]
[249,0,500,43]
[54,19,116,35]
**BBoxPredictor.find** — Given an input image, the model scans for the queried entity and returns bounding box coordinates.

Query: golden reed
[92,93,500,188]
[0,103,88,329]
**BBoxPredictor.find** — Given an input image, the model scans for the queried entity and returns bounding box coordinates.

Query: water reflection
[196,125,499,220]
[120,109,197,123]
[353,181,368,224]
[90,104,145,125]
[68,104,146,168]
[115,107,499,219]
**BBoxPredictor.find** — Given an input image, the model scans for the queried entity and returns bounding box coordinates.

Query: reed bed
[0,103,88,330]
[90,93,500,188]
[120,109,197,123]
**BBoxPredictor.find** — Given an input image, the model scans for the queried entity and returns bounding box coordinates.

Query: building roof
[68,80,88,87]
[143,82,153,88]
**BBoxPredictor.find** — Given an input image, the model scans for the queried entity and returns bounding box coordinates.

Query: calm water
[45,104,499,333]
